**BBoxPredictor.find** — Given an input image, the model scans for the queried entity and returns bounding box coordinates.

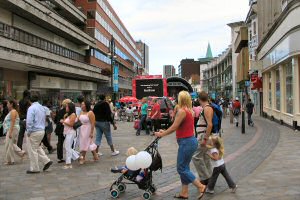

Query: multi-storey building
[136,40,149,75]
[256,0,300,128]
[163,65,175,79]
[0,0,109,104]
[202,47,233,99]
[75,0,143,97]
[178,59,200,81]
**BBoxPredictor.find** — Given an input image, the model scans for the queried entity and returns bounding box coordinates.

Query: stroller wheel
[118,183,126,193]
[110,189,120,199]
[149,184,157,193]
[143,191,152,200]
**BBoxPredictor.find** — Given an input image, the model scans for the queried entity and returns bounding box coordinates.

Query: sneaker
[206,189,215,194]
[111,150,120,156]
[63,165,72,169]
[231,185,238,193]
[98,152,103,156]
[43,161,53,171]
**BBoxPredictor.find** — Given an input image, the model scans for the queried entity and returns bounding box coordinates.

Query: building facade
[178,59,201,81]
[136,40,149,75]
[75,0,143,98]
[256,0,300,128]
[163,65,175,79]
[202,47,233,99]
[0,0,109,104]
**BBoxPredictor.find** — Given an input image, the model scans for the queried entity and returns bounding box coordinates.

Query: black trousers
[57,134,65,160]
[17,120,26,149]
[41,131,53,152]
[152,119,161,132]
[207,164,235,190]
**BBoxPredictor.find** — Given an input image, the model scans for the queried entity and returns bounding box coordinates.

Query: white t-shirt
[210,148,225,168]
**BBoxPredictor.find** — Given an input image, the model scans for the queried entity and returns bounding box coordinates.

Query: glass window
[275,68,280,111]
[268,72,272,108]
[87,10,95,19]
[285,61,293,114]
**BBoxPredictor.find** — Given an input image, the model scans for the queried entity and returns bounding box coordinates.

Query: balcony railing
[0,22,85,63]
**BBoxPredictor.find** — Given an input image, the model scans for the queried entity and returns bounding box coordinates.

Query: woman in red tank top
[155,91,206,199]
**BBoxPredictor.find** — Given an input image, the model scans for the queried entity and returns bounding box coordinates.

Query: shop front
[0,68,28,100]
[30,75,97,106]
[260,30,300,128]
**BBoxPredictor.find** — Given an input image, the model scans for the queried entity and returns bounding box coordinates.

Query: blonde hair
[62,99,72,107]
[178,91,192,111]
[126,147,138,156]
[212,136,225,158]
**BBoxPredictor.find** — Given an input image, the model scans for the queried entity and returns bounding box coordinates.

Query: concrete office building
[75,0,143,97]
[163,65,175,78]
[256,0,300,128]
[136,40,149,75]
[0,0,108,104]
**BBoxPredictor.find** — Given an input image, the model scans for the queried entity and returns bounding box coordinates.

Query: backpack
[233,108,240,116]
[204,103,223,133]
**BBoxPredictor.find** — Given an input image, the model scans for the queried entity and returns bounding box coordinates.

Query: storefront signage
[113,65,119,92]
[40,76,61,89]
[262,30,300,69]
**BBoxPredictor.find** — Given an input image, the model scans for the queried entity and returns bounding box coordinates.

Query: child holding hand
[206,136,238,194]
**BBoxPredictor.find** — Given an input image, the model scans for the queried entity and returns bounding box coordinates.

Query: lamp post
[108,37,117,101]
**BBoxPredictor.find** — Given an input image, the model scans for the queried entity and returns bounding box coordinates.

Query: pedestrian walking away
[206,136,237,194]
[17,90,31,150]
[93,94,119,156]
[193,91,213,186]
[61,102,79,169]
[232,97,241,127]
[246,98,255,127]
[26,92,53,174]
[78,100,98,164]
[155,91,207,200]
[54,99,71,163]
[3,99,25,165]
[136,97,150,136]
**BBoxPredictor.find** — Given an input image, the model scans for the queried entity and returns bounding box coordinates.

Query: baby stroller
[109,138,162,200]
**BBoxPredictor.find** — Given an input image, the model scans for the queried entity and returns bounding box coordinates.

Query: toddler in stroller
[109,138,162,200]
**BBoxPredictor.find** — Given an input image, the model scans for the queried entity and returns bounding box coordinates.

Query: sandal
[197,185,206,200]
[174,193,188,199]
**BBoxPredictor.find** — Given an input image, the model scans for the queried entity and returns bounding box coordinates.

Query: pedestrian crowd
[0,89,256,198]
[0,90,119,173]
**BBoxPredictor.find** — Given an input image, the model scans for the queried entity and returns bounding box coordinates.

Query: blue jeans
[95,121,113,146]
[177,137,198,185]
[137,114,149,134]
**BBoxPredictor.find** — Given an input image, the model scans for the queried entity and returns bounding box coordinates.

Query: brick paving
[0,117,283,200]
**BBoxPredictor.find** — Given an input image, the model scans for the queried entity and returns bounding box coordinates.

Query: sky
[109,0,250,75]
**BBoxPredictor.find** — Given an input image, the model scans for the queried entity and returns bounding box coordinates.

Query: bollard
[241,110,245,134]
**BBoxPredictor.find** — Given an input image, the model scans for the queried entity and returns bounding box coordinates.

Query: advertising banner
[135,79,164,99]
[113,65,119,92]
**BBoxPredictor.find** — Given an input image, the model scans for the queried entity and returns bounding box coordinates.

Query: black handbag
[73,120,82,130]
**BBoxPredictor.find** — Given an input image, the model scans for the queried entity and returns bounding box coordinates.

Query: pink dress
[79,114,92,151]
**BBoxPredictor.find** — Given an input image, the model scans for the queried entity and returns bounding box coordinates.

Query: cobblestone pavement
[0,117,283,200]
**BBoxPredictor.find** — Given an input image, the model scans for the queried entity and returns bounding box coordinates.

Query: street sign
[113,65,119,92]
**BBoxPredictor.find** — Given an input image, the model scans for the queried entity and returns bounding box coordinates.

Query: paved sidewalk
[211,121,300,200]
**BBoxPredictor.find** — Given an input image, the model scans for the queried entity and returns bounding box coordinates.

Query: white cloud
[109,0,249,74]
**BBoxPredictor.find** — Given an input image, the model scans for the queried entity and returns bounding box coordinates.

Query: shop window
[268,72,272,108]
[275,69,280,111]
[285,61,293,114]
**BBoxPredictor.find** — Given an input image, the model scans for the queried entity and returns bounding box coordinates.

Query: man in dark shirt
[93,94,119,156]
[246,99,255,126]
[17,90,31,149]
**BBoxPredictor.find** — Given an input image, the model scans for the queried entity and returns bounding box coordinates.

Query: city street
[1,117,299,200]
